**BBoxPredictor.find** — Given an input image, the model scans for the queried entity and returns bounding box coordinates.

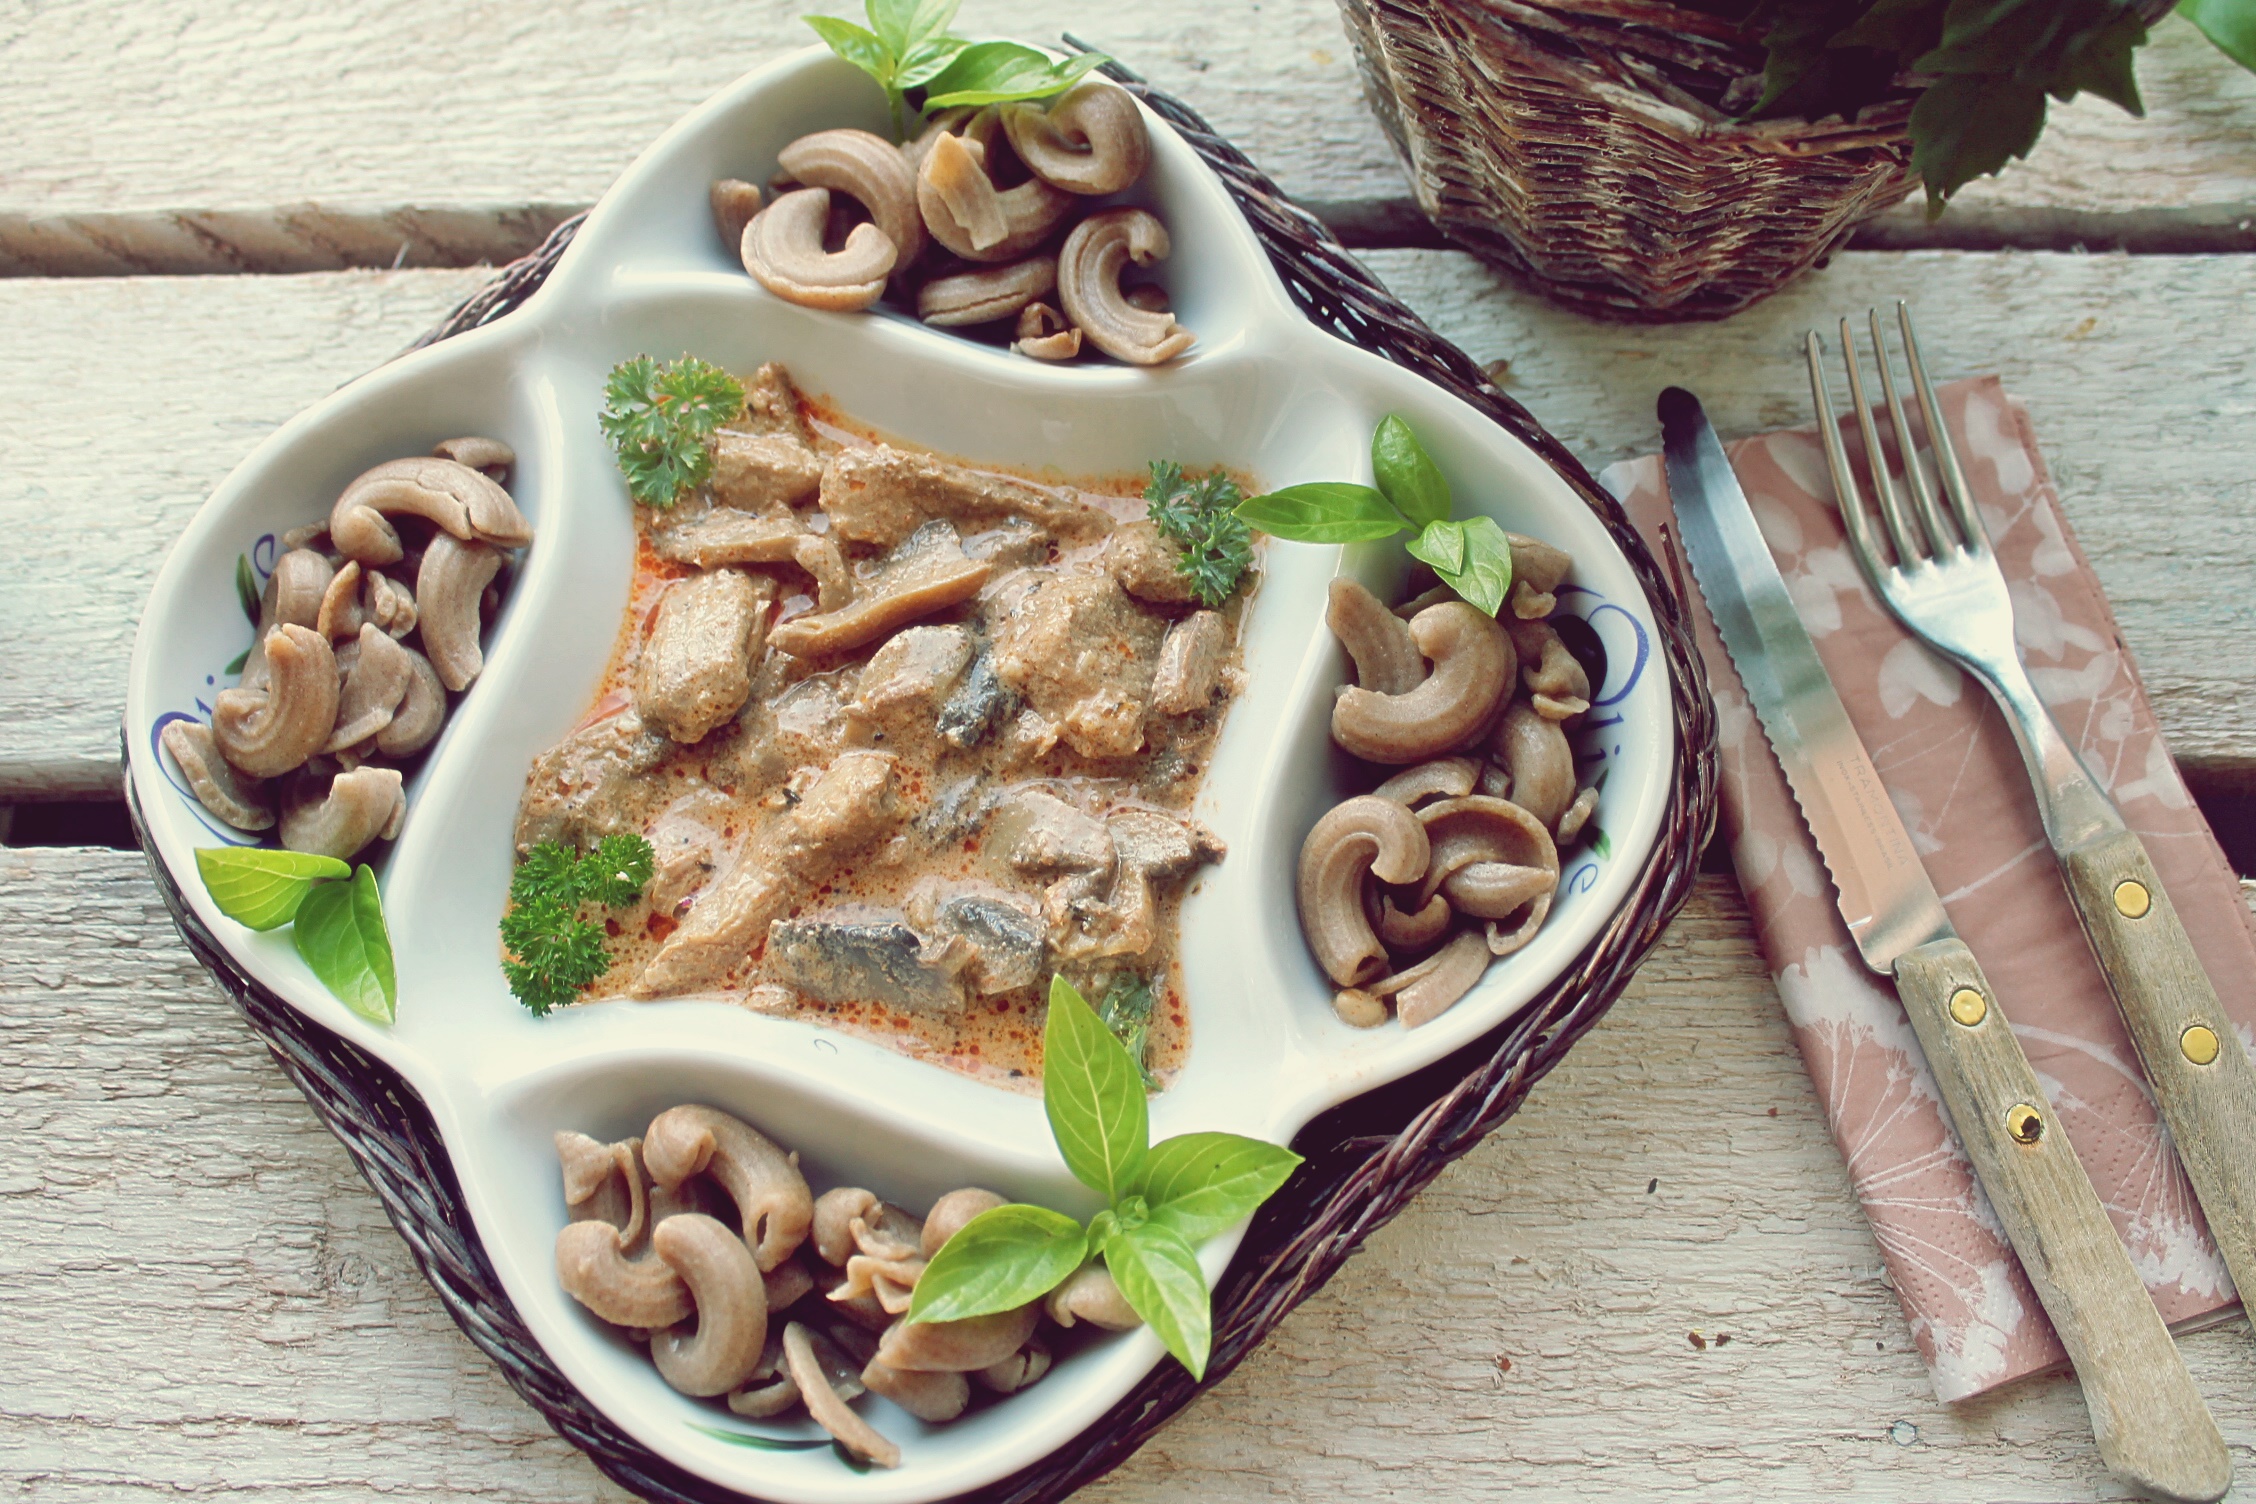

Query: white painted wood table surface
[5,3,2256,1499]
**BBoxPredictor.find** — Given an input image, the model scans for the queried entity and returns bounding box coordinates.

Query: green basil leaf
[895,34,968,89]
[803,14,896,85]
[1139,1131,1303,1245]
[1432,514,1515,617]
[2183,0,2256,73]
[908,1204,1087,1324]
[1370,414,1452,527]
[862,0,917,59]
[1043,974,1148,1202]
[924,44,1106,107]
[235,554,261,625]
[899,0,961,54]
[1103,1220,1211,1379]
[1233,482,1408,544]
[195,846,351,931]
[293,864,396,1024]
[1407,517,1466,574]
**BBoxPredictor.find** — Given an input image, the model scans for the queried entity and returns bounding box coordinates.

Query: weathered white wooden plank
[0,6,2251,274]
[6,848,2253,1501]
[1365,246,2256,779]
[0,0,1401,275]
[5,250,2252,801]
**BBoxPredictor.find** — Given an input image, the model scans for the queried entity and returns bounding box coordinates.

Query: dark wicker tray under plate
[130,56,1718,1504]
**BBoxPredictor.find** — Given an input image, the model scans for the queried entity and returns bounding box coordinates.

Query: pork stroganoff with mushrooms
[506,360,1253,1082]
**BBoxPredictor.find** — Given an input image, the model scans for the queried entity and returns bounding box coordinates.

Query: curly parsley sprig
[599,355,744,509]
[501,835,654,1016]
[1144,462,1253,608]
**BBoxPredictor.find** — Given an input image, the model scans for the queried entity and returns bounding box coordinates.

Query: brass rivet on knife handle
[1948,987,1987,1027]
[2062,827,2256,1317]
[1891,935,2230,1503]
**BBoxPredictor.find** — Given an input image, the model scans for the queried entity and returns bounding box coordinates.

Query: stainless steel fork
[1809,302,2256,1323]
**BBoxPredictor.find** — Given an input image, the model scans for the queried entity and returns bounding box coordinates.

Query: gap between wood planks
[4,199,2254,277]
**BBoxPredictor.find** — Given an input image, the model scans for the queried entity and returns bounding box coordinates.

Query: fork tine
[1837,317,1924,567]
[1897,300,1991,556]
[1868,307,1961,557]
[1805,331,1891,589]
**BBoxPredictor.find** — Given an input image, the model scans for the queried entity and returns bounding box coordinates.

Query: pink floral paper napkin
[1601,377,2256,1401]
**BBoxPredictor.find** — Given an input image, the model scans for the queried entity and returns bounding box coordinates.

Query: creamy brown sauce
[515,367,1252,1091]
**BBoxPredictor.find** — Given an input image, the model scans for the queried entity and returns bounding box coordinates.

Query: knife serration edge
[1657,387,1950,974]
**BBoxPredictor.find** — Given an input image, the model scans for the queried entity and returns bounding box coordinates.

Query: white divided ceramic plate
[126,45,1674,1504]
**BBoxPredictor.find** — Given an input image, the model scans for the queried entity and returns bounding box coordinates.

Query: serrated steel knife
[1660,387,2228,1504]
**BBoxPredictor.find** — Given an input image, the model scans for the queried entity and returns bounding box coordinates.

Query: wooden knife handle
[1894,937,2229,1504]
[2060,827,2256,1297]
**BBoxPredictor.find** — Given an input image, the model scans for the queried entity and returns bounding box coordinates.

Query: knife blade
[1660,387,2228,1504]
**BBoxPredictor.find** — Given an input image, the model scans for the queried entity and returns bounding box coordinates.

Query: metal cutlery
[1809,304,2256,1330]
[1662,385,2229,1504]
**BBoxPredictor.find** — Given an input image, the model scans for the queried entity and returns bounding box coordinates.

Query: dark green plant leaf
[908,1204,1088,1323]
[1406,518,1466,574]
[1749,0,1903,120]
[1370,414,1452,528]
[1837,0,1947,57]
[1234,482,1407,544]
[1103,1220,1211,1378]
[686,1422,833,1452]
[803,14,895,84]
[2182,0,2256,72]
[1909,73,2048,206]
[924,43,1106,107]
[194,846,351,931]
[1138,1131,1302,1245]
[1428,514,1514,617]
[294,864,396,1023]
[2048,11,2147,113]
[1042,975,1149,1202]
[223,646,252,675]
[235,554,261,625]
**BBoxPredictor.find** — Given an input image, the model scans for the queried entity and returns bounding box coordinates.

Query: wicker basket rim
[133,54,1720,1504]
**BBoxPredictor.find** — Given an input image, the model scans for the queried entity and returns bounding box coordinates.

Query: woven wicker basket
[130,59,1718,1504]
[1336,0,1921,320]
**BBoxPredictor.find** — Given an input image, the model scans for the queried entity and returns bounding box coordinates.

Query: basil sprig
[1232,414,1515,617]
[803,1,1107,138]
[195,847,397,1024]
[908,977,1302,1379]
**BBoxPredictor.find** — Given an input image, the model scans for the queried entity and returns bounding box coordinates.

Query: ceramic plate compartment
[126,47,1674,1504]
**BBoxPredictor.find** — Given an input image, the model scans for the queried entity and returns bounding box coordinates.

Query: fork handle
[1893,937,2229,1503]
[2061,829,2256,1295]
